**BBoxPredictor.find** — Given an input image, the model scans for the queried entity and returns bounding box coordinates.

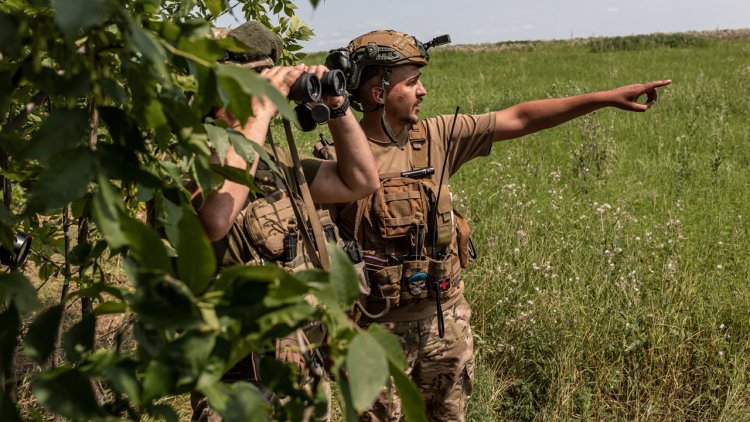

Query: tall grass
[433,36,750,420]
[303,32,750,420]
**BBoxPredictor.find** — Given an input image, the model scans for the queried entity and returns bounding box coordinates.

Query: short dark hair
[353,65,384,100]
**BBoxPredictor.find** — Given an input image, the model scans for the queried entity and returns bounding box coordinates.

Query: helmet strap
[380,112,409,147]
[377,67,408,146]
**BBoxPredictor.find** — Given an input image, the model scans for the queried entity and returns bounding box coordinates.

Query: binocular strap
[265,121,330,271]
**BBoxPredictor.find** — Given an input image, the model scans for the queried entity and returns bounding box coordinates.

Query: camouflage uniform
[360,299,474,422]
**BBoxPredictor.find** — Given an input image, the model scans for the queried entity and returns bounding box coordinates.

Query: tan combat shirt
[338,112,496,321]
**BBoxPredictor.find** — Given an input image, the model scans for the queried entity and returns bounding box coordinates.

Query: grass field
[304,31,750,420]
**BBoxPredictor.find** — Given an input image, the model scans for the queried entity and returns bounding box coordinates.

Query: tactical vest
[217,150,342,273]
[218,150,351,386]
[314,122,474,316]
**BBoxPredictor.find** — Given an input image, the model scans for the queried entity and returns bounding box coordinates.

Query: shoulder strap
[282,120,331,271]
[408,120,429,168]
[265,122,330,271]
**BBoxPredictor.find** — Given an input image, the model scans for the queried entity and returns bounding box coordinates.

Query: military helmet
[328,30,450,91]
[212,21,283,69]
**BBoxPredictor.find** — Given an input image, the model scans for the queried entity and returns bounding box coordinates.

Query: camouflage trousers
[360,296,475,422]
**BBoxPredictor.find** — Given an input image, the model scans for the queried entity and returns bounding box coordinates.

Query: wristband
[329,96,349,119]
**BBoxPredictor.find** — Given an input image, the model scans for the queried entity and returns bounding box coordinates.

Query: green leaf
[93,301,127,315]
[0,304,19,374]
[127,18,169,83]
[130,273,203,331]
[53,0,111,37]
[335,369,360,422]
[120,214,172,274]
[32,366,104,420]
[21,109,88,162]
[162,330,216,385]
[68,242,92,267]
[263,270,312,308]
[72,279,125,302]
[227,130,257,164]
[62,313,95,362]
[256,302,316,337]
[97,145,162,187]
[390,361,426,422]
[26,149,96,214]
[192,153,214,208]
[204,123,230,165]
[216,64,296,124]
[104,363,142,405]
[92,175,127,249]
[38,263,55,282]
[346,331,389,413]
[0,272,41,312]
[367,324,408,371]
[142,360,173,403]
[24,305,63,364]
[176,207,216,295]
[240,131,279,174]
[156,192,184,247]
[99,106,146,152]
[216,382,270,422]
[328,245,361,305]
[206,0,226,18]
[210,164,256,190]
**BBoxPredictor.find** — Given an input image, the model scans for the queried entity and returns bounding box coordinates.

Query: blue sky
[218,0,750,52]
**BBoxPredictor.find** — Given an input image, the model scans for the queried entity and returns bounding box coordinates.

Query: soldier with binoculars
[190,21,378,422]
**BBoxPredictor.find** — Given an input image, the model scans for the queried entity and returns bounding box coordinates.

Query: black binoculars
[0,233,31,269]
[291,69,347,132]
[288,69,346,102]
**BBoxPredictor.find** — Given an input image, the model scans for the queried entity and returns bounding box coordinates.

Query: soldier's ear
[373,86,385,105]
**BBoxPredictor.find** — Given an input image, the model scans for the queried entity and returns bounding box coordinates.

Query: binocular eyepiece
[292,69,347,132]
[288,69,347,102]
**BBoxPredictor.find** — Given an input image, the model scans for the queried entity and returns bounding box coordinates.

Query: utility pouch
[454,209,472,268]
[400,258,430,302]
[373,177,429,239]
[427,255,454,301]
[427,184,454,248]
[364,255,402,307]
[244,193,296,259]
[317,209,339,243]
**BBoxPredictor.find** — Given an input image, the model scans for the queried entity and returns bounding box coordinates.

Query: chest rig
[315,122,474,323]
[230,151,341,273]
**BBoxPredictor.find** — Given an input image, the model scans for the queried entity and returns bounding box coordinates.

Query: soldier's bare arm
[306,64,380,204]
[492,79,672,142]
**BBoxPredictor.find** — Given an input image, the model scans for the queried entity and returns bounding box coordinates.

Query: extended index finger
[648,79,672,89]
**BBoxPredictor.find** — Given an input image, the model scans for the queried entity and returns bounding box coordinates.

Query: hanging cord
[430,106,460,338]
